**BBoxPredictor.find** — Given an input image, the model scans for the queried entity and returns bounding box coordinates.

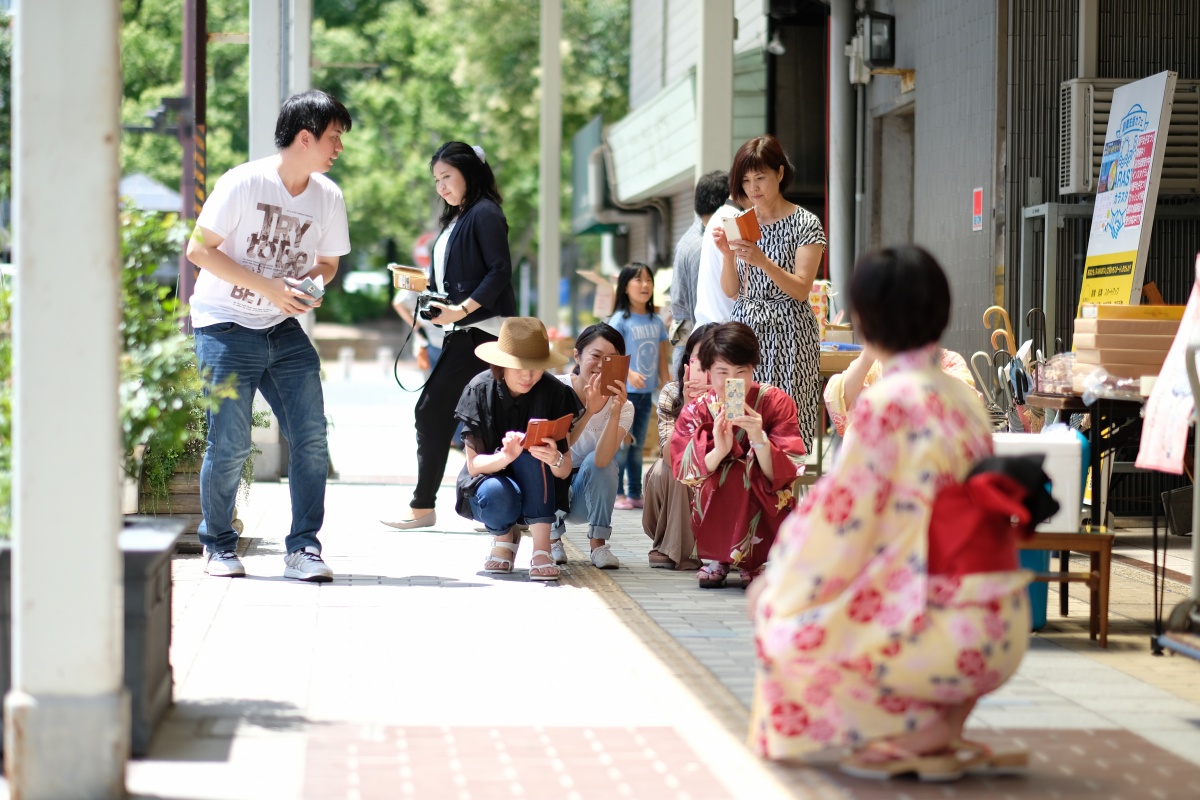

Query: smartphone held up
[723,378,745,419]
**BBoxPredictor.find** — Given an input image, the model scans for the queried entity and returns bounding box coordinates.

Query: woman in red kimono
[670,322,806,588]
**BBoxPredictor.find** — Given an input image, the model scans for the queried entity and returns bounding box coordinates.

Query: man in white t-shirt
[692,198,742,326]
[186,90,352,582]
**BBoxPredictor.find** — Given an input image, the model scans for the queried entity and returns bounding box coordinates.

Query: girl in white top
[551,324,634,569]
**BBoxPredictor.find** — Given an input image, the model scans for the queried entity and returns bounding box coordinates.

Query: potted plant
[118,206,258,551]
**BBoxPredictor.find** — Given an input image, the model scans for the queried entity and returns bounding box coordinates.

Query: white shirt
[191,157,350,329]
[693,201,741,326]
[557,373,634,462]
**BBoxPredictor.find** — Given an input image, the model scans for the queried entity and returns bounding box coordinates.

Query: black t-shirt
[452,370,583,519]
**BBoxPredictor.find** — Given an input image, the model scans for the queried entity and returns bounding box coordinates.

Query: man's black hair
[274,90,352,149]
[694,170,729,218]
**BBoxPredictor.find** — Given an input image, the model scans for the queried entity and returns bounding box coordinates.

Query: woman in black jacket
[383,142,517,530]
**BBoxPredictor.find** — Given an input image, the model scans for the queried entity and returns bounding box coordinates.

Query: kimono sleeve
[669,395,714,488]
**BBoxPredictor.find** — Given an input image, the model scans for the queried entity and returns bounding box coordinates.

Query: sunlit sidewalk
[113,361,1200,798]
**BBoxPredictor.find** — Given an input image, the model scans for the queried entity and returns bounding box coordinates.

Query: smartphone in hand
[724,378,745,418]
[599,354,631,396]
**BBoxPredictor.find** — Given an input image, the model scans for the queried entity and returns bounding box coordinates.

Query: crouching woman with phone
[670,322,806,589]
[453,318,583,581]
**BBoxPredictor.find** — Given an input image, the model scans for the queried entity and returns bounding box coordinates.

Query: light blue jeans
[194,317,328,555]
[552,451,618,541]
[467,450,558,535]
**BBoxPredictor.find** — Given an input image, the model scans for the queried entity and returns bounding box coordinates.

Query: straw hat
[474,317,569,370]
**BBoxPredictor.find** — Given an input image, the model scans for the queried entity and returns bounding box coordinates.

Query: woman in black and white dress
[712,135,826,452]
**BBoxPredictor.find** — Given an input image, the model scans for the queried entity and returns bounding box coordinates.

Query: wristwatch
[554,451,565,468]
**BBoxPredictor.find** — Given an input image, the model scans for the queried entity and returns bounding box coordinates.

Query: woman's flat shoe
[648,550,675,568]
[528,549,560,581]
[697,562,730,589]
[839,740,963,783]
[483,531,521,574]
[381,510,437,530]
[950,738,1028,775]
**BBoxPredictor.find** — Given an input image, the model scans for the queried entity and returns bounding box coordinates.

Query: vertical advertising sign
[972,187,983,232]
[1077,71,1176,313]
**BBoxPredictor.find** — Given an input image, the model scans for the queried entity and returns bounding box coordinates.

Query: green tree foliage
[119,0,629,278]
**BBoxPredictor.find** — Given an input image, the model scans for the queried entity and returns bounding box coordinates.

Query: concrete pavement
[95,360,1200,797]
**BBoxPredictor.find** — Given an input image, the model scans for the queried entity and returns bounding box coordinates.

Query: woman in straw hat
[454,317,583,581]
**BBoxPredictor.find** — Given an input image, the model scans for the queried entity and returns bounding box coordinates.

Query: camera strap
[392,296,434,393]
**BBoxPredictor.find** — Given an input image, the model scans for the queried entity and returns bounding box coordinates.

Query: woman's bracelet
[750,437,768,450]
[554,451,565,468]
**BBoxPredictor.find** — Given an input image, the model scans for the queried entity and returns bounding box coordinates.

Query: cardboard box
[1073,317,1181,336]
[1072,332,1175,351]
[993,430,1083,532]
[1075,348,1168,366]
[819,350,858,373]
[1079,303,1185,320]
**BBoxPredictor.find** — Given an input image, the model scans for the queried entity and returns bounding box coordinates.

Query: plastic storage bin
[1018,549,1050,630]
[993,429,1084,532]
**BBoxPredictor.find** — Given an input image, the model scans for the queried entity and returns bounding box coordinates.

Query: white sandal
[528,549,561,582]
[483,530,521,573]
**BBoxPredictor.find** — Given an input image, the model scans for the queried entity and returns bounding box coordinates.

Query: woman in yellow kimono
[748,246,1032,781]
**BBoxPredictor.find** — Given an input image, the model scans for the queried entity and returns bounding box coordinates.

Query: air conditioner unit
[1059,78,1200,195]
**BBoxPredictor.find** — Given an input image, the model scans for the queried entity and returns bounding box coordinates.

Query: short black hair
[694,171,729,217]
[572,323,626,374]
[850,245,951,353]
[274,90,352,149]
[698,321,760,371]
[729,135,794,206]
[430,142,504,229]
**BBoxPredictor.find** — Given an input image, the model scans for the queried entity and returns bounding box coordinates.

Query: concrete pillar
[6,1,128,797]
[696,0,734,180]
[828,0,856,297]
[289,0,312,94]
[1078,0,1098,79]
[538,0,562,329]
[250,0,282,160]
[288,0,316,340]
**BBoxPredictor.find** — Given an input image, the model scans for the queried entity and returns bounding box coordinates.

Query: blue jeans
[616,392,654,499]
[467,451,558,535]
[553,451,618,541]
[194,318,327,554]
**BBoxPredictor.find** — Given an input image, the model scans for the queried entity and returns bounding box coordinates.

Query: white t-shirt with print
[191,157,351,329]
[557,373,634,463]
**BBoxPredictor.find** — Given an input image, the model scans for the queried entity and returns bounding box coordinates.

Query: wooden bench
[1018,531,1115,648]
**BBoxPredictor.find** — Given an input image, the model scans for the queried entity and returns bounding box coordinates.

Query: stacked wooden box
[1072,303,1182,387]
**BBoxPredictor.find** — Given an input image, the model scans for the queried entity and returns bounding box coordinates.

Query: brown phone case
[599,354,631,396]
[521,413,575,450]
[721,207,762,242]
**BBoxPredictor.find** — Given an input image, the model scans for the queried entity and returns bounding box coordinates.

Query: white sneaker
[550,538,567,565]
[283,546,333,583]
[589,543,619,569]
[204,549,246,578]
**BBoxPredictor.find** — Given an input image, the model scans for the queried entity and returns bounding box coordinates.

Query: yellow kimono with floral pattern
[750,346,1031,758]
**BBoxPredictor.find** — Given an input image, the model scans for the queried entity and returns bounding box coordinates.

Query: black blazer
[430,198,517,326]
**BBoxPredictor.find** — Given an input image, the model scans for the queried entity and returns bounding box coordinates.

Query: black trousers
[411,326,496,509]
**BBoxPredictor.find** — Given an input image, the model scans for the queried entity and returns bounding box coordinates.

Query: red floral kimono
[670,384,807,571]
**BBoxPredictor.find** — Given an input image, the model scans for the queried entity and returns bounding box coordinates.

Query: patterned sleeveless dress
[730,206,826,452]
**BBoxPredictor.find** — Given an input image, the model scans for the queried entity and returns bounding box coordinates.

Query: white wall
[629,0,768,111]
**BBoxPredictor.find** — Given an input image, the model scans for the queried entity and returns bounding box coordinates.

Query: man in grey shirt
[670,170,730,369]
